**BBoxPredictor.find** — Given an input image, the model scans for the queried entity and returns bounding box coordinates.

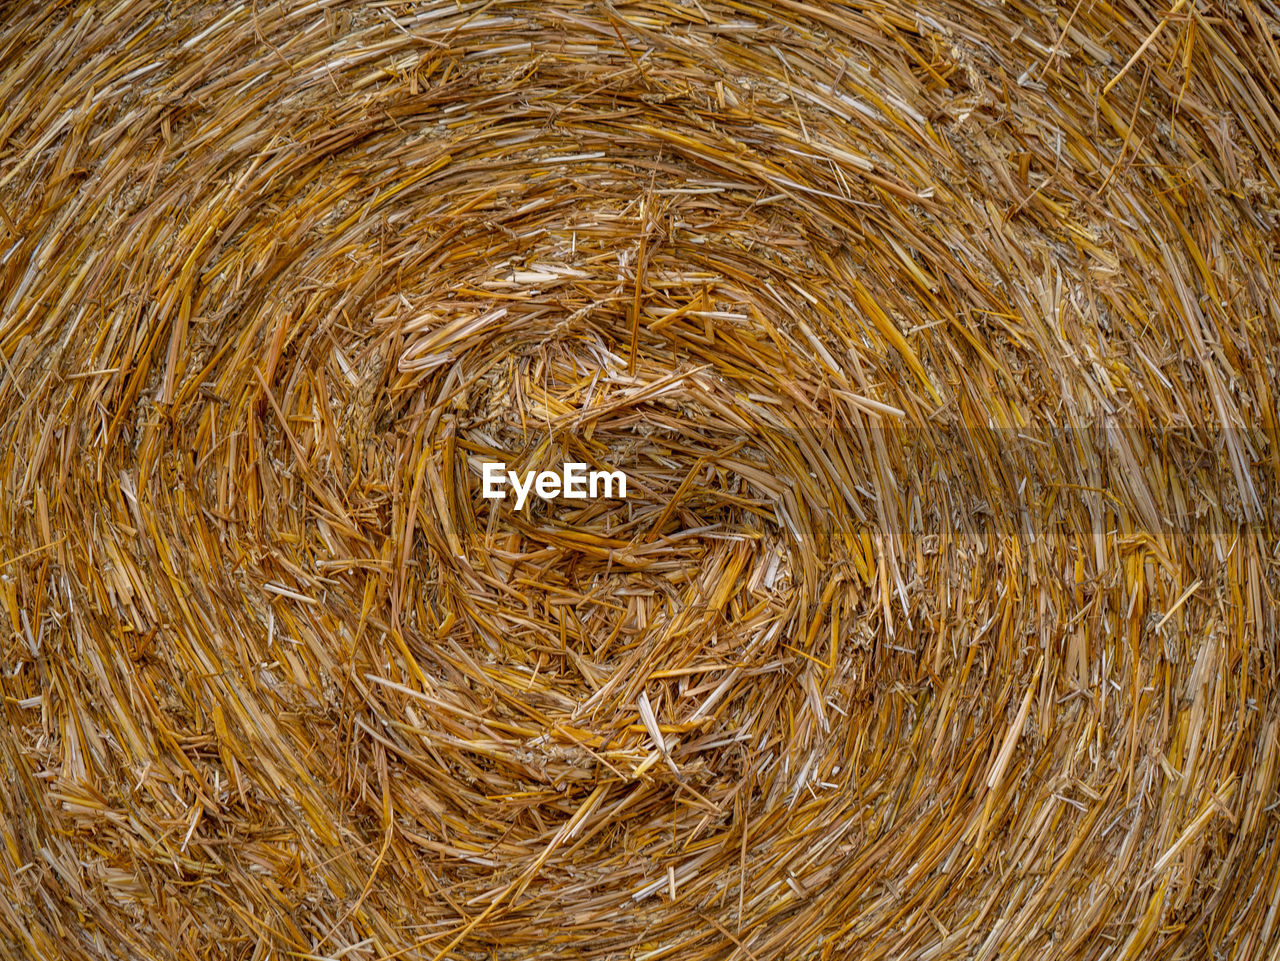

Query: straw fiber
[1,1,1278,959]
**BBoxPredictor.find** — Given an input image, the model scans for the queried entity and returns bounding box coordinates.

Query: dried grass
[1,1,1278,959]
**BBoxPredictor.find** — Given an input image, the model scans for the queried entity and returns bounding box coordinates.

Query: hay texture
[1,1,1278,959]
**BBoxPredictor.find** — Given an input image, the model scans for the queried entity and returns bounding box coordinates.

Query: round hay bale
[1,2,1277,959]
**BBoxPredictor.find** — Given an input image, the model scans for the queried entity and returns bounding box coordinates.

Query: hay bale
[1,1,1277,959]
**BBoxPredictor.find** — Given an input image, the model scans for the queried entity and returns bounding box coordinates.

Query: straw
[1,1,1277,959]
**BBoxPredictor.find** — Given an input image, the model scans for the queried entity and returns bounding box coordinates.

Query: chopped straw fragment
[1,2,1278,960]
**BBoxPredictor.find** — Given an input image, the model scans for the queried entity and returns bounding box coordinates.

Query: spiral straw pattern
[1,2,1278,959]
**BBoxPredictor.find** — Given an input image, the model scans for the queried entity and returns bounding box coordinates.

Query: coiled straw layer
[1,2,1278,959]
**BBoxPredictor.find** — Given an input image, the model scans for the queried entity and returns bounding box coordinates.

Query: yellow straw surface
[0,2,1277,959]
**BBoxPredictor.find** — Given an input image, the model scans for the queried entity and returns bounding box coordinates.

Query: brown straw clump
[2,1,1278,958]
